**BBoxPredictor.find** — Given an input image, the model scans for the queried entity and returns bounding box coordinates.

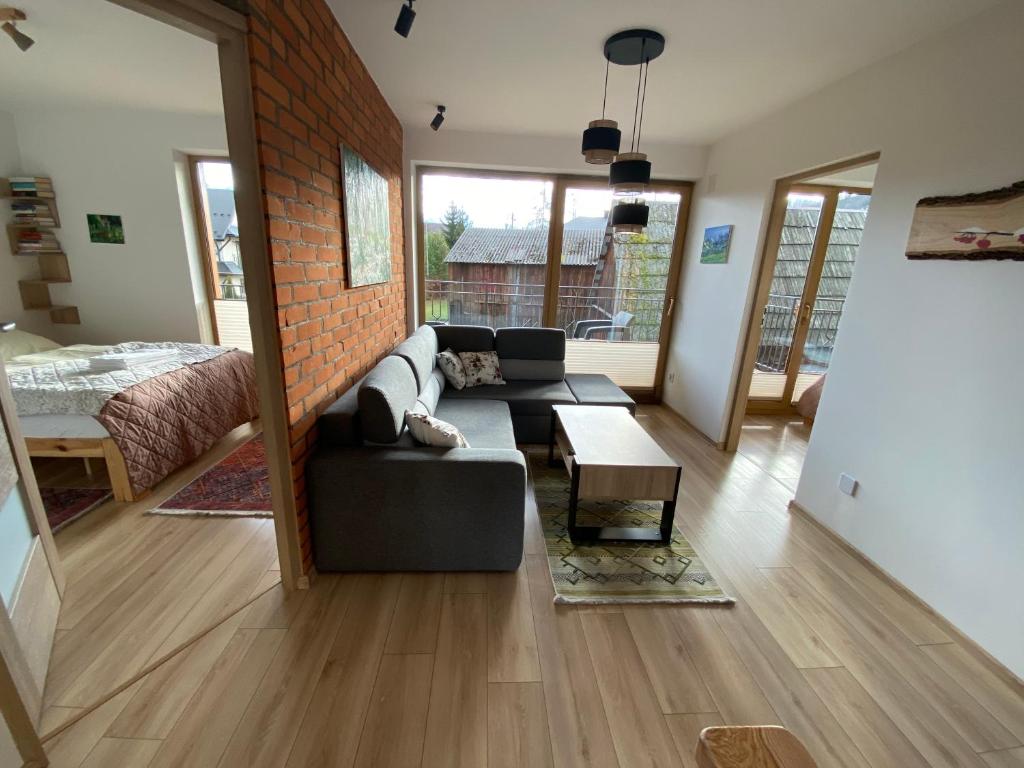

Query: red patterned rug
[40,487,113,532]
[148,436,272,518]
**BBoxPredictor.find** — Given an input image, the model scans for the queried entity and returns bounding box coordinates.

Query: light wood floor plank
[421,593,488,768]
[218,576,352,768]
[763,566,989,768]
[802,667,931,768]
[525,554,620,768]
[622,607,717,715]
[239,573,306,629]
[982,747,1024,768]
[667,609,780,727]
[920,642,1024,743]
[42,681,142,768]
[664,713,724,768]
[353,653,434,768]
[285,574,402,768]
[443,572,489,594]
[580,612,681,767]
[385,573,444,654]
[488,567,542,683]
[148,627,285,768]
[79,737,161,768]
[488,682,555,768]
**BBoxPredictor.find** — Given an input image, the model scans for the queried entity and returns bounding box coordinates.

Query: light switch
[838,473,858,497]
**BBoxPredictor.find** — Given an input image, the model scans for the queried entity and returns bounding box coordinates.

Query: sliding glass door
[417,168,690,394]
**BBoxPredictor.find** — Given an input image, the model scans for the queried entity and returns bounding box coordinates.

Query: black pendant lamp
[581,59,620,164]
[610,199,649,234]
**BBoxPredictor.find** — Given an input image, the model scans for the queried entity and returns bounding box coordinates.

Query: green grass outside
[425,299,449,321]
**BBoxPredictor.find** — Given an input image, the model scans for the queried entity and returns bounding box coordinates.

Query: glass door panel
[420,172,552,328]
[749,192,824,400]
[791,191,870,402]
[555,187,681,389]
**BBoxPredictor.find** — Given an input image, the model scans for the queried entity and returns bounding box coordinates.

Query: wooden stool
[696,726,817,768]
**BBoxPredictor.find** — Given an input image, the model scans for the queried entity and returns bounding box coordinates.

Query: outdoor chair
[571,310,634,341]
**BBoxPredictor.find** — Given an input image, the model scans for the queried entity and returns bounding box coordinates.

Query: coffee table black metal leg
[659,466,682,542]
[567,461,581,540]
[548,411,558,467]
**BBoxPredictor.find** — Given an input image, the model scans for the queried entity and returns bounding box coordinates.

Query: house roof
[207,188,239,241]
[217,260,243,276]
[445,227,606,266]
[772,208,867,299]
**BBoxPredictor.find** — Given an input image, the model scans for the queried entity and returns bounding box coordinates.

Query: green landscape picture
[87,214,125,244]
[700,224,732,264]
[342,146,392,287]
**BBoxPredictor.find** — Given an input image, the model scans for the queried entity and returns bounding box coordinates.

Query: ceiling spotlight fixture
[0,8,33,52]
[581,58,620,164]
[430,105,446,131]
[394,0,415,38]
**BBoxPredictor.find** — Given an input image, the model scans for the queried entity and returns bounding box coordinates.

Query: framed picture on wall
[906,180,1024,261]
[700,224,733,264]
[87,213,125,244]
[340,145,391,287]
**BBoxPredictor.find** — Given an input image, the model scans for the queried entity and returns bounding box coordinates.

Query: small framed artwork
[906,180,1023,261]
[341,145,392,287]
[87,214,125,244]
[700,224,733,264]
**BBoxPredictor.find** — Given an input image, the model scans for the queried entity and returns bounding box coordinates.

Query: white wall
[665,0,1024,675]
[4,106,227,346]
[402,127,708,329]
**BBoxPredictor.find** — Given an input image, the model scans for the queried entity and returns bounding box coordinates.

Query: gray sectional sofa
[307,323,635,572]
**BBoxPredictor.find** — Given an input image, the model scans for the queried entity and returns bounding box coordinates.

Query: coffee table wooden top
[553,405,679,469]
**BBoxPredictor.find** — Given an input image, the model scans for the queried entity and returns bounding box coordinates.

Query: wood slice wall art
[906,180,1024,261]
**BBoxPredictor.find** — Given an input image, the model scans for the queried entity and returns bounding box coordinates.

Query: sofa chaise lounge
[307,323,635,572]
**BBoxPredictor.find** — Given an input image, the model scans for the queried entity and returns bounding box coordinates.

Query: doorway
[726,153,879,452]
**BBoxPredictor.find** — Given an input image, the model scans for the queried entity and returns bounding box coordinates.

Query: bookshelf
[1,176,79,324]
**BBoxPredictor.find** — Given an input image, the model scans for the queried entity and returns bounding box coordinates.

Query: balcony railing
[424,279,667,343]
[756,293,845,374]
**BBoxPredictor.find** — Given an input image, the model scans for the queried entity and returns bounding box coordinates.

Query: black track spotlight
[430,105,446,131]
[394,0,415,38]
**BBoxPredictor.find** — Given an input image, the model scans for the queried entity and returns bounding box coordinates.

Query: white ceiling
[329,0,998,145]
[0,0,221,115]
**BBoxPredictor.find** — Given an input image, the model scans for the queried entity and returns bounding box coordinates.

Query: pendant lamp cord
[601,57,610,119]
[637,58,649,153]
[630,37,646,152]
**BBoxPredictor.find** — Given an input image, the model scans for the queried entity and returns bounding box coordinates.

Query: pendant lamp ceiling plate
[604,29,665,66]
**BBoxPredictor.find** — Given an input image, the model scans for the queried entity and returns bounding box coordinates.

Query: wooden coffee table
[548,404,682,543]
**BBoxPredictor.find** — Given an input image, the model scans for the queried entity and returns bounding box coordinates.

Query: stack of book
[8,176,55,198]
[11,201,56,226]
[16,229,62,254]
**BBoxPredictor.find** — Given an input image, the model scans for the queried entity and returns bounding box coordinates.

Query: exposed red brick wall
[246,0,406,573]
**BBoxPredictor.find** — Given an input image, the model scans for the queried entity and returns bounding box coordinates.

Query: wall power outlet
[838,473,858,497]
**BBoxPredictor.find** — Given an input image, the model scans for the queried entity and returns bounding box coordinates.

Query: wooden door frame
[108,0,304,590]
[412,164,693,399]
[724,152,880,451]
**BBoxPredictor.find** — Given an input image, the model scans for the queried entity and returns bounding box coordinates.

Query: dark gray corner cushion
[434,324,495,353]
[495,327,566,360]
[417,367,446,415]
[500,358,566,381]
[564,373,637,414]
[357,356,419,443]
[391,332,435,392]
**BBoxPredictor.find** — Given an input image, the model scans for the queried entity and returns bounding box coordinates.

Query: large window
[417,169,690,392]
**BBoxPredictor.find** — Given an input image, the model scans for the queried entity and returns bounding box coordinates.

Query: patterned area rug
[40,487,113,532]
[531,452,733,605]
[148,436,272,518]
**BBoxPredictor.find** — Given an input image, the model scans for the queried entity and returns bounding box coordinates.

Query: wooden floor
[40,408,1024,768]
[37,421,279,736]
[749,370,822,402]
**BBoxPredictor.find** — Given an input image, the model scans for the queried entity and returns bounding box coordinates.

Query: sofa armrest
[307,447,527,571]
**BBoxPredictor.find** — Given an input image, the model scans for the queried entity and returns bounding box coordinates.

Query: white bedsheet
[19,414,110,439]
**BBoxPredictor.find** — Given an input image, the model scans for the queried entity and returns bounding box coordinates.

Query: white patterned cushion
[458,350,505,388]
[436,348,466,390]
[405,410,470,448]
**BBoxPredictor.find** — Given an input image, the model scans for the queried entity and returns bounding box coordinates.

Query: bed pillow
[1,329,61,362]
[458,350,505,388]
[405,410,470,448]
[436,348,466,390]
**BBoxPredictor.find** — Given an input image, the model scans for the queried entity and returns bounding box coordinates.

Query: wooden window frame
[187,154,232,345]
[414,165,693,399]
[724,152,880,451]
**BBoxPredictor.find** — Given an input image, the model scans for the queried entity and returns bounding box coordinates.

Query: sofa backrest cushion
[495,327,566,381]
[391,324,438,392]
[318,375,364,447]
[358,356,419,443]
[434,324,495,353]
[417,367,446,415]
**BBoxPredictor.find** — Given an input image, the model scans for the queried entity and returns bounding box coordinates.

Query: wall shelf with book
[2,175,79,324]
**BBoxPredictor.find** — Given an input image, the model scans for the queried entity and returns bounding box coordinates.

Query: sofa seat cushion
[441,379,576,416]
[434,399,516,450]
[564,373,636,414]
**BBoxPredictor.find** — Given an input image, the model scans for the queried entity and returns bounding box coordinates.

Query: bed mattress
[18,414,110,439]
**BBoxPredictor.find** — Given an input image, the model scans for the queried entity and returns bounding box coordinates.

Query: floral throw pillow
[436,348,466,390]
[405,411,470,448]
[458,350,505,388]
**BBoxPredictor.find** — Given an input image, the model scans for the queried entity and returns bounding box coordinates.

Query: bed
[3,331,260,502]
